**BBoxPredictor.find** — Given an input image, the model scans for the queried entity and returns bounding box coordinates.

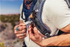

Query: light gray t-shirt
[20,0,70,47]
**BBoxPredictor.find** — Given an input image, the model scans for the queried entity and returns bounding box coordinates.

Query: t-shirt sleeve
[46,0,70,29]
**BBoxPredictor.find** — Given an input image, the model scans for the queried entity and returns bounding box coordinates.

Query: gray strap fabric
[33,0,43,10]
[65,0,70,8]
[33,0,51,37]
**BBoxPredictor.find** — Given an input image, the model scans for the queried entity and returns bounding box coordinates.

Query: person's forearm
[60,24,70,33]
[40,34,70,46]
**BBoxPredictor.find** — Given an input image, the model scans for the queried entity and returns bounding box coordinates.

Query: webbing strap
[65,0,70,8]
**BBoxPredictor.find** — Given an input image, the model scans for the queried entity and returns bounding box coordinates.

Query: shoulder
[42,0,70,29]
[44,0,68,6]
[43,0,70,16]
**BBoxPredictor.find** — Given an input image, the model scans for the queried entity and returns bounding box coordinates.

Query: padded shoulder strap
[33,0,51,38]
[33,0,43,10]
[65,0,70,8]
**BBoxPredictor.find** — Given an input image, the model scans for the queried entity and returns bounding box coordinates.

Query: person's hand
[14,23,27,39]
[28,25,43,46]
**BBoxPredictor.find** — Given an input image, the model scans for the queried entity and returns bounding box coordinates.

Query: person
[14,0,42,47]
[14,0,70,47]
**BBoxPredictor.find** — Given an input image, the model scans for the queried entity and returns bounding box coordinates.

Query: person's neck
[24,0,33,9]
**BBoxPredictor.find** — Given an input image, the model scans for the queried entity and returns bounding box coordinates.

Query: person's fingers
[29,25,39,39]
[18,35,27,39]
[28,27,35,40]
[14,23,26,30]
[14,25,26,31]
[14,29,26,34]
[29,24,35,28]
[33,27,39,39]
[16,33,27,38]
[28,28,33,37]
[33,27,38,34]
[14,30,18,34]
[18,25,26,31]
[19,23,26,26]
[14,25,19,34]
[18,29,26,33]
[14,25,19,30]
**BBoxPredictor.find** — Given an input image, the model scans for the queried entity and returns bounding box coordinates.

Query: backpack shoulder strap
[33,0,51,38]
[33,0,43,10]
[65,0,70,8]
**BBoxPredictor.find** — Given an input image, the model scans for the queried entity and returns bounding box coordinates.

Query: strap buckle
[45,33,51,38]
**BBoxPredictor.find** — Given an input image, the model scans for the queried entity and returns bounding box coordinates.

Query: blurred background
[0,0,24,47]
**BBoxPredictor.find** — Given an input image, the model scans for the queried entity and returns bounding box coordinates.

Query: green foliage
[5,24,8,27]
[13,42,16,44]
[11,21,15,27]
[17,40,20,42]
[0,14,20,27]
[13,39,20,44]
